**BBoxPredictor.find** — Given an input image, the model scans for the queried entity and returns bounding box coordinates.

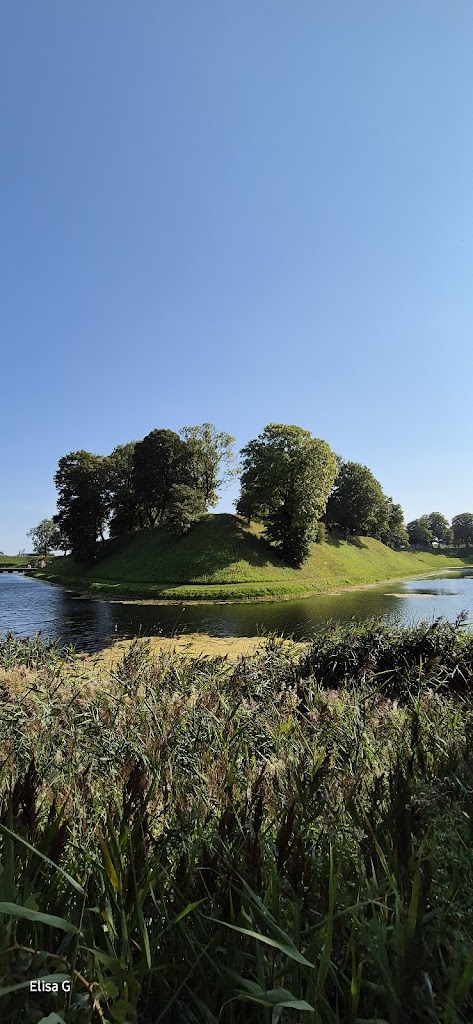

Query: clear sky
[1,1,472,553]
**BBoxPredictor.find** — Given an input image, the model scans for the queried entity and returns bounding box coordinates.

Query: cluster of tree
[407,512,473,548]
[324,461,409,547]
[31,421,413,568]
[236,429,410,563]
[52,424,236,561]
[34,419,473,570]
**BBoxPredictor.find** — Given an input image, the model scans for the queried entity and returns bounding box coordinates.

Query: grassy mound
[37,513,473,601]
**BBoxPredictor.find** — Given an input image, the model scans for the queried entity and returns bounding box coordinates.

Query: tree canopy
[380,499,409,549]
[52,423,236,559]
[108,442,143,537]
[406,516,433,547]
[326,461,390,541]
[163,484,207,536]
[237,423,337,565]
[452,513,473,547]
[407,513,454,548]
[179,423,236,506]
[427,513,453,546]
[49,421,463,565]
[53,451,111,561]
[27,518,61,556]
[132,429,188,527]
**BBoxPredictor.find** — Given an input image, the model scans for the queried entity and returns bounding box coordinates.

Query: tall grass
[0,620,473,1022]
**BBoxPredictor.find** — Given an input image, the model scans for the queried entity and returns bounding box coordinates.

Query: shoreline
[31,564,473,606]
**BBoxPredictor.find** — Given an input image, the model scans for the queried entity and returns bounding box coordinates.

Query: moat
[1,569,473,652]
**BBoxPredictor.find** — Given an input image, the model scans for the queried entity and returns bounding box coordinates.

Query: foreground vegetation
[1,618,473,1022]
[35,514,473,600]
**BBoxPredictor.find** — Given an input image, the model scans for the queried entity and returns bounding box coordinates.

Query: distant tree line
[407,512,473,548]
[27,421,473,567]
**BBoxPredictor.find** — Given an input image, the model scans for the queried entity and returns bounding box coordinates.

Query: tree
[163,484,207,536]
[380,499,409,549]
[54,529,71,555]
[237,424,337,565]
[180,423,237,507]
[406,513,453,548]
[27,518,60,556]
[452,513,473,547]
[132,430,188,527]
[108,442,143,537]
[427,512,453,546]
[407,516,433,548]
[54,451,111,561]
[326,462,388,540]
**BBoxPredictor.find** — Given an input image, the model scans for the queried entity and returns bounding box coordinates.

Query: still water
[1,570,473,653]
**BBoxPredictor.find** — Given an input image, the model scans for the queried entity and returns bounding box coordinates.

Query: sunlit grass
[36,513,473,601]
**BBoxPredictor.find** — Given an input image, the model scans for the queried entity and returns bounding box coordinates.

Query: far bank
[32,513,473,603]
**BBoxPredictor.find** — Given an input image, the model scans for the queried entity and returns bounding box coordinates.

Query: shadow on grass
[325,532,369,550]
[347,536,370,549]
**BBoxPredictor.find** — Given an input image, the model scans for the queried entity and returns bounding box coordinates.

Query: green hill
[36,514,473,601]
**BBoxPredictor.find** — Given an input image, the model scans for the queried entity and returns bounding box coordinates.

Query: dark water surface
[1,569,473,652]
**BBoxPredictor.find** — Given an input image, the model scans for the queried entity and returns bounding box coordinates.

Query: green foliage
[52,423,236,556]
[26,519,61,557]
[53,451,111,561]
[427,512,453,546]
[380,498,409,549]
[407,515,434,548]
[314,521,326,544]
[452,512,473,547]
[296,612,473,695]
[326,460,390,539]
[107,441,143,537]
[1,624,473,1021]
[0,631,72,669]
[238,424,338,565]
[163,484,207,536]
[180,422,237,506]
[408,513,453,548]
[131,428,188,527]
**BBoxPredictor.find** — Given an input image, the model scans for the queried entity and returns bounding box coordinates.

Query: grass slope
[37,513,473,601]
[0,555,34,567]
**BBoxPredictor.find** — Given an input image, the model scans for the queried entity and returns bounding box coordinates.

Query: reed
[0,620,472,1022]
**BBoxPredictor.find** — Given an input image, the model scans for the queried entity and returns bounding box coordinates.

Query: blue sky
[1,1,472,553]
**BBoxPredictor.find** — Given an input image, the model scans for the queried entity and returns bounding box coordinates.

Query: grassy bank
[0,555,34,568]
[1,620,473,1022]
[34,513,473,601]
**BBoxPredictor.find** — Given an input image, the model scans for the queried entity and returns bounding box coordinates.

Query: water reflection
[0,568,472,653]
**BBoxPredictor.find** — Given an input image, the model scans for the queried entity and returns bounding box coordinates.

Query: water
[1,569,473,652]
